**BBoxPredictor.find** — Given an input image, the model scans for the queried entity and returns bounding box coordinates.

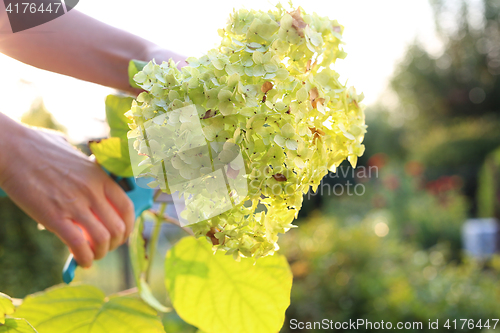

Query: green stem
[146,203,167,282]
[140,123,155,164]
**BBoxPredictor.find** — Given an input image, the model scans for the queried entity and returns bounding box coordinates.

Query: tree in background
[393,0,499,124]
[389,0,500,212]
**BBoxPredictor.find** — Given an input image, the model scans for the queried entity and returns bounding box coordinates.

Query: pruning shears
[0,158,154,284]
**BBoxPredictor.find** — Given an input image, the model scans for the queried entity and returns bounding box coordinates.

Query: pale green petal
[296,87,308,102]
[264,63,278,73]
[253,65,266,77]
[186,57,200,68]
[286,139,298,150]
[219,101,235,115]
[281,123,295,138]
[133,71,147,84]
[274,134,286,147]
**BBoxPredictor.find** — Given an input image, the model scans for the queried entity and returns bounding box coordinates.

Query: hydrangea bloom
[126,4,366,259]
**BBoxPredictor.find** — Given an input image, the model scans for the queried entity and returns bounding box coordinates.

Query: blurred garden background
[1,0,500,332]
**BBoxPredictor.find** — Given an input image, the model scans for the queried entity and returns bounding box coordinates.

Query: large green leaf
[0,293,14,324]
[89,137,133,178]
[165,237,292,333]
[15,285,164,333]
[128,60,148,89]
[0,319,37,333]
[105,95,134,140]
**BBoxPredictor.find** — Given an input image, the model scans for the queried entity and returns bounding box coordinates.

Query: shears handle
[62,167,153,284]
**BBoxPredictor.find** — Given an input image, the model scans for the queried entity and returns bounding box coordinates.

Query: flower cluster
[126,4,366,259]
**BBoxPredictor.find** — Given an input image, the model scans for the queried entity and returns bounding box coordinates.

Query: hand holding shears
[0,127,152,283]
[63,161,154,283]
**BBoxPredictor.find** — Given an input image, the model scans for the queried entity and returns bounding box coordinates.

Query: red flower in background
[405,160,424,177]
[426,175,463,195]
[368,153,388,170]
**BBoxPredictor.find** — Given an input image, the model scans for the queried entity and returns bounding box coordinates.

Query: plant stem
[146,203,167,282]
[114,287,139,297]
[161,215,195,236]
[153,189,162,202]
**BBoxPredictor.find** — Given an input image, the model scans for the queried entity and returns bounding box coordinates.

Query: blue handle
[62,254,78,284]
[61,170,154,284]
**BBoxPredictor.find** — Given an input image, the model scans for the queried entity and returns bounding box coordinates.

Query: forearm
[0,113,27,186]
[0,6,186,93]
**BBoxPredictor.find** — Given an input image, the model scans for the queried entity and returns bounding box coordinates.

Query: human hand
[0,117,135,268]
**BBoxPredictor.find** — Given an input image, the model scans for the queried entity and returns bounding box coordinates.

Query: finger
[74,210,111,261]
[104,180,135,241]
[91,200,126,251]
[53,219,94,268]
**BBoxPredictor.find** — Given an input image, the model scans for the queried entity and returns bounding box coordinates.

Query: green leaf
[165,237,292,333]
[128,60,148,89]
[0,293,14,324]
[15,285,164,333]
[89,137,133,178]
[105,95,134,140]
[0,319,37,333]
[88,95,135,177]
